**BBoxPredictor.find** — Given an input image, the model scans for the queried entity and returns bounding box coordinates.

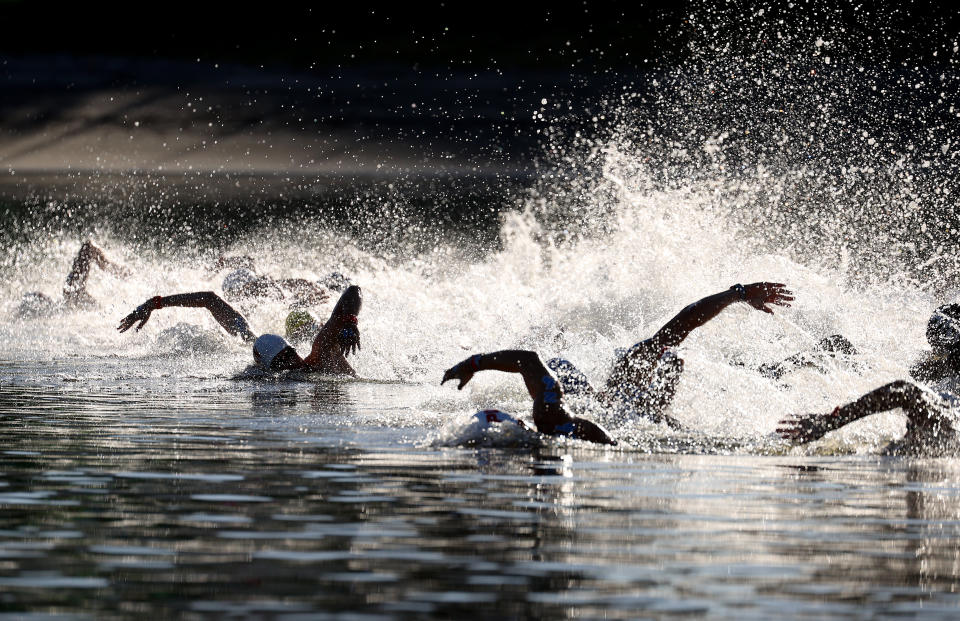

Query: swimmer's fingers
[456,370,474,389]
[775,417,803,440]
[776,414,825,443]
[117,308,146,333]
[441,365,474,390]
[775,418,811,443]
[440,367,460,387]
[745,283,793,314]
[132,309,152,332]
[338,325,360,357]
[117,314,134,333]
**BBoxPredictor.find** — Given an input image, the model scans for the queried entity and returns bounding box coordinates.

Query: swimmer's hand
[117,296,162,333]
[441,358,477,390]
[742,282,794,314]
[338,323,360,357]
[776,411,834,444]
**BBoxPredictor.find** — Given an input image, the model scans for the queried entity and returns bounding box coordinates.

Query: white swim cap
[253,334,291,370]
[223,268,257,295]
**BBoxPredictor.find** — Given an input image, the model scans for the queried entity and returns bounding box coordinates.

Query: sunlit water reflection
[3,4,960,616]
[3,361,960,619]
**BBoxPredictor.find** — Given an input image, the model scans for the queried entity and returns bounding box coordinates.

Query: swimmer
[909,303,960,387]
[442,282,793,443]
[213,255,352,308]
[777,380,958,456]
[17,240,129,317]
[760,303,960,384]
[220,267,330,308]
[442,350,618,445]
[758,334,859,380]
[117,285,362,375]
[778,303,960,456]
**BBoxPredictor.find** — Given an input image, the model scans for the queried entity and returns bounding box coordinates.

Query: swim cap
[473,409,523,427]
[285,310,318,342]
[546,358,592,395]
[927,304,960,352]
[253,334,291,370]
[222,268,257,295]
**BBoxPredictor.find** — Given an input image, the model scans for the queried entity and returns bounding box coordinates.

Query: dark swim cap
[546,358,593,396]
[927,303,960,352]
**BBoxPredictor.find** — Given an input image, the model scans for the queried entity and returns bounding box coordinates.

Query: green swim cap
[285,310,317,342]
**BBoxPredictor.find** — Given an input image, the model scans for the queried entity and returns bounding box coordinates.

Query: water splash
[3,2,957,453]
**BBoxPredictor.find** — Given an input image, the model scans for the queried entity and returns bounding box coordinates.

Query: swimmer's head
[546,358,594,396]
[222,268,258,297]
[285,310,318,342]
[253,334,299,371]
[927,303,960,353]
[320,272,352,292]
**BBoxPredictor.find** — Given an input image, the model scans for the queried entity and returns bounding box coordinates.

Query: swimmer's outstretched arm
[64,240,129,295]
[117,292,256,341]
[443,350,551,397]
[442,350,617,445]
[650,283,793,349]
[302,285,362,375]
[777,380,955,444]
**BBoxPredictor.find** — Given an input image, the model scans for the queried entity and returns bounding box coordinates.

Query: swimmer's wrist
[730,283,747,301]
[136,297,161,314]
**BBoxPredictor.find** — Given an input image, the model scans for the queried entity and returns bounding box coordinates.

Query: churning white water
[0,158,941,454]
[2,2,958,454]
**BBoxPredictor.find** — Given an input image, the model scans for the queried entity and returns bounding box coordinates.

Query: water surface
[2,363,960,619]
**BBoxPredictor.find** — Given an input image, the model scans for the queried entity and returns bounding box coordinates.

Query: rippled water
[3,3,960,617]
[3,360,960,619]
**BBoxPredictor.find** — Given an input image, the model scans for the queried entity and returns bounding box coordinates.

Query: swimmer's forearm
[654,289,740,347]
[449,351,550,398]
[828,381,944,434]
[443,351,548,391]
[469,350,544,374]
[155,291,235,309]
[152,292,254,340]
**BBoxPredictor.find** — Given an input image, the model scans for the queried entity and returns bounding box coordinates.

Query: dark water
[3,360,960,619]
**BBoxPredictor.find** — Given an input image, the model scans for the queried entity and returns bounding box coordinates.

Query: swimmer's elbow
[512,350,546,373]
